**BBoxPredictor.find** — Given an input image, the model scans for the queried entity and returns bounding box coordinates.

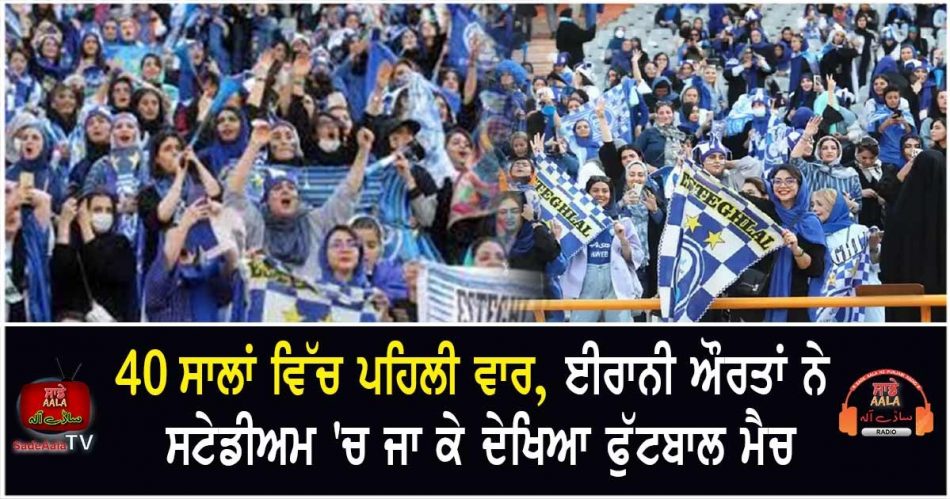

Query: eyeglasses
[771,178,799,187]
[328,239,359,250]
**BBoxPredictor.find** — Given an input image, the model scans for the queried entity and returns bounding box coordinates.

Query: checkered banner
[242,163,386,214]
[658,163,785,322]
[417,262,541,323]
[245,257,379,323]
[533,154,612,260]
[816,229,873,322]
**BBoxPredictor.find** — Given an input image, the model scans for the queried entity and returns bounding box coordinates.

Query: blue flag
[365,40,398,105]
[209,74,245,116]
[816,229,873,322]
[533,153,612,260]
[446,5,502,74]
[246,163,386,214]
[559,77,635,145]
[657,163,784,322]
[245,256,378,323]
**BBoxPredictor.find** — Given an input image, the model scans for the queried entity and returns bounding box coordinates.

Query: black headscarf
[880,149,946,320]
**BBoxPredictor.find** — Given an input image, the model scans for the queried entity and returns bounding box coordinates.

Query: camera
[401,140,426,163]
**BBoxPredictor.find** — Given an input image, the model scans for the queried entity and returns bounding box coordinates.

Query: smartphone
[813,75,821,87]
[892,111,902,120]
[18,171,34,201]
[629,183,644,201]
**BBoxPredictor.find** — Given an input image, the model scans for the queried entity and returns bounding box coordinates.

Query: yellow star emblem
[684,214,701,233]
[282,306,303,322]
[827,272,837,287]
[704,230,725,250]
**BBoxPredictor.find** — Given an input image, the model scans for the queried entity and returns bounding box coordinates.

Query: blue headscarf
[317,226,369,289]
[820,192,853,235]
[21,207,52,322]
[765,171,829,322]
[198,107,249,176]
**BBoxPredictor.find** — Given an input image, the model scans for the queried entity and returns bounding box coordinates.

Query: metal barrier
[524,295,948,323]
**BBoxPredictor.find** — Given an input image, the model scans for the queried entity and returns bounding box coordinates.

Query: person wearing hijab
[106,74,135,114]
[567,118,600,167]
[867,85,917,166]
[484,191,560,275]
[131,86,168,139]
[225,121,372,281]
[463,237,509,269]
[789,116,862,213]
[764,164,829,322]
[848,137,899,230]
[853,14,877,89]
[555,8,596,68]
[787,34,820,95]
[788,74,819,110]
[562,176,644,322]
[315,225,389,321]
[197,106,250,176]
[6,121,65,210]
[31,32,72,92]
[82,112,148,243]
[44,82,82,145]
[927,118,947,156]
[920,89,947,149]
[810,188,884,322]
[880,149,946,321]
[6,48,43,122]
[350,215,407,304]
[636,102,686,168]
[138,129,222,272]
[819,27,859,94]
[67,106,113,191]
[618,161,665,299]
[143,197,238,322]
[5,181,53,322]
[52,190,137,321]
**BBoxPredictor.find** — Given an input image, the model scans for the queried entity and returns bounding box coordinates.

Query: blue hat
[263,169,299,198]
[698,139,730,162]
[555,52,570,66]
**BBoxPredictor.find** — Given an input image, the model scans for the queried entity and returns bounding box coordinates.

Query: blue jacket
[634,127,668,167]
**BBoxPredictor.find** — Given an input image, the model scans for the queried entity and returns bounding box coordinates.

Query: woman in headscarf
[82,112,148,243]
[138,129,222,272]
[853,13,877,89]
[483,191,560,294]
[73,30,108,97]
[810,188,884,322]
[788,73,819,111]
[636,102,687,168]
[351,216,407,304]
[562,176,644,322]
[567,118,600,166]
[224,122,371,281]
[819,27,859,94]
[5,181,53,322]
[880,149,946,321]
[314,225,389,321]
[106,74,135,114]
[920,89,947,150]
[67,106,113,191]
[52,190,137,321]
[31,32,71,91]
[44,82,82,144]
[131,86,168,140]
[463,237,509,269]
[764,164,829,322]
[789,115,863,212]
[6,120,65,210]
[197,106,250,176]
[442,128,495,265]
[143,197,238,322]
[618,161,665,299]
[6,48,43,122]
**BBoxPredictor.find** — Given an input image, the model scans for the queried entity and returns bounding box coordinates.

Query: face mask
[318,139,341,153]
[752,107,767,118]
[91,213,113,234]
[615,28,624,39]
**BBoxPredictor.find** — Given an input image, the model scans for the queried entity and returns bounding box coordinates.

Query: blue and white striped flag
[816,230,872,322]
[533,154,612,260]
[658,163,784,322]
[417,262,541,322]
[245,257,378,323]
[244,163,386,214]
[558,77,635,146]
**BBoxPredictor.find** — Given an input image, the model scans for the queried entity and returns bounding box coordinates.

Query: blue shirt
[587,229,612,265]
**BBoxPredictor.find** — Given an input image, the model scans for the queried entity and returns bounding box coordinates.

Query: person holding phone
[5,182,52,322]
[618,161,665,300]
[6,121,65,211]
[868,85,916,166]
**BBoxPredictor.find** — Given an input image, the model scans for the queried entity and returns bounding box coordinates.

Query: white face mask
[318,139,341,153]
[752,107,767,118]
[91,213,113,234]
